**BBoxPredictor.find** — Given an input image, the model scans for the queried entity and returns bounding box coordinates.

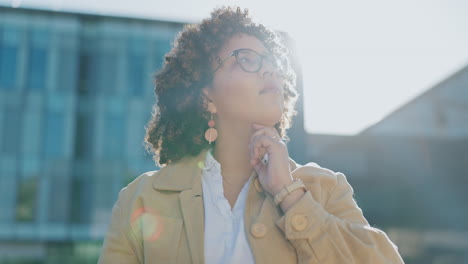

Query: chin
[259,109,283,127]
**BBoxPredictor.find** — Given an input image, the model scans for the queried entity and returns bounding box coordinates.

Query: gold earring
[204,112,218,144]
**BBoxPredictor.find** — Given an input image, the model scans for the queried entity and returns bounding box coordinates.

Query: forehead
[218,33,268,57]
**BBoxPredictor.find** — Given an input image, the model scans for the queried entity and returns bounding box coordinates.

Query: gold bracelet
[274,178,306,206]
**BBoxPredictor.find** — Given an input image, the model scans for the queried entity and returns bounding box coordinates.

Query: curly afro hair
[144,6,298,167]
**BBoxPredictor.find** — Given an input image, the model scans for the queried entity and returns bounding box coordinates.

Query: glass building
[0,6,183,261]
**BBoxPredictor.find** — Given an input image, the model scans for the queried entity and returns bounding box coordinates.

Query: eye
[239,56,253,64]
[237,51,258,65]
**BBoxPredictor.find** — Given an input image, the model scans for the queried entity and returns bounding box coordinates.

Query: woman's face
[204,33,284,127]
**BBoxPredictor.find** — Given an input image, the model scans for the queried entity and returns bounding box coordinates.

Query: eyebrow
[251,48,269,56]
[236,48,270,56]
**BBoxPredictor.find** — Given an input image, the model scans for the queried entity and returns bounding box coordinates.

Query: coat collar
[153,148,299,192]
[152,148,210,191]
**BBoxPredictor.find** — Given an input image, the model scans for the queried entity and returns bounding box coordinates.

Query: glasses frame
[212,48,279,75]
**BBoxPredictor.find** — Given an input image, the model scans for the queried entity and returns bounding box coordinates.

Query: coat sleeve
[275,170,405,264]
[98,188,141,264]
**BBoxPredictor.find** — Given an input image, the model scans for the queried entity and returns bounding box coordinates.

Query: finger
[249,128,280,149]
[250,140,265,166]
[251,124,279,138]
[250,140,265,165]
[251,144,266,165]
[250,132,282,155]
[249,131,265,164]
[254,160,263,171]
[250,143,256,165]
[249,126,281,166]
[252,123,265,131]
[255,145,267,163]
[250,127,267,143]
[251,135,277,164]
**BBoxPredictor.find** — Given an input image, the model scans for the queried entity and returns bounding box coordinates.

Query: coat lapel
[153,149,209,264]
[179,174,205,264]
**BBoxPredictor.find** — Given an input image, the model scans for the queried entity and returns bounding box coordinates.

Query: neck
[211,119,255,190]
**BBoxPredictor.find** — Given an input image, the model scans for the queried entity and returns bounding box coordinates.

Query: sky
[2,0,468,135]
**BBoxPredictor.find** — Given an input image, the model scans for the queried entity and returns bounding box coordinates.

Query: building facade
[0,6,182,260]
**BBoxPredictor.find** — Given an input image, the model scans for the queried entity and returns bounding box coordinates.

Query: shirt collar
[202,148,221,173]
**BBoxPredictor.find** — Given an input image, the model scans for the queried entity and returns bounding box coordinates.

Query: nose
[260,60,278,78]
[261,61,282,80]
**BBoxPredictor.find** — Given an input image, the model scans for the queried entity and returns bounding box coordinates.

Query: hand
[248,123,294,196]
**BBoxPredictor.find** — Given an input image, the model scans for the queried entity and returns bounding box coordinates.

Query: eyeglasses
[212,48,281,74]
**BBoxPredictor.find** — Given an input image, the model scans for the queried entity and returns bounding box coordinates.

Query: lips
[260,84,280,94]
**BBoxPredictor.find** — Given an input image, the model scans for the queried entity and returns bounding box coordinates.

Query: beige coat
[98,148,404,263]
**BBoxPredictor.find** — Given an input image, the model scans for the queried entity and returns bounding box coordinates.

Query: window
[74,111,94,159]
[127,37,148,96]
[27,47,48,90]
[1,108,21,154]
[15,177,38,222]
[43,111,65,158]
[78,52,93,95]
[57,46,78,92]
[0,27,19,90]
[27,29,49,91]
[98,53,117,94]
[16,158,40,222]
[70,177,84,224]
[103,113,125,159]
[78,51,117,95]
[71,162,93,224]
[127,52,145,96]
[0,45,17,89]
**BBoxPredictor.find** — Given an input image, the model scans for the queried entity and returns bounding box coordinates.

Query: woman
[98,6,404,264]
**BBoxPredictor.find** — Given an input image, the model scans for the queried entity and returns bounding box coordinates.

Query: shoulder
[291,158,343,183]
[114,166,171,210]
[290,158,351,204]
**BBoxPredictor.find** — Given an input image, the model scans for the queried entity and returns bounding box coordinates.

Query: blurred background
[0,0,467,263]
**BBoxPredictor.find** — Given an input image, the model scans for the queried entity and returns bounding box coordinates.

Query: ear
[202,87,217,113]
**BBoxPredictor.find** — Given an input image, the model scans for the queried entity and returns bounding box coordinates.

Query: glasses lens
[237,50,262,72]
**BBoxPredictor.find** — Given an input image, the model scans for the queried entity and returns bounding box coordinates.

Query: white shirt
[201,149,256,264]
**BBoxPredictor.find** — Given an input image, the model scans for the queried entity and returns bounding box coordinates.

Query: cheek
[216,73,259,102]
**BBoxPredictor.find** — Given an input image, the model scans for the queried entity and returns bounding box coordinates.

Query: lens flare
[130,207,163,242]
[197,160,205,169]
